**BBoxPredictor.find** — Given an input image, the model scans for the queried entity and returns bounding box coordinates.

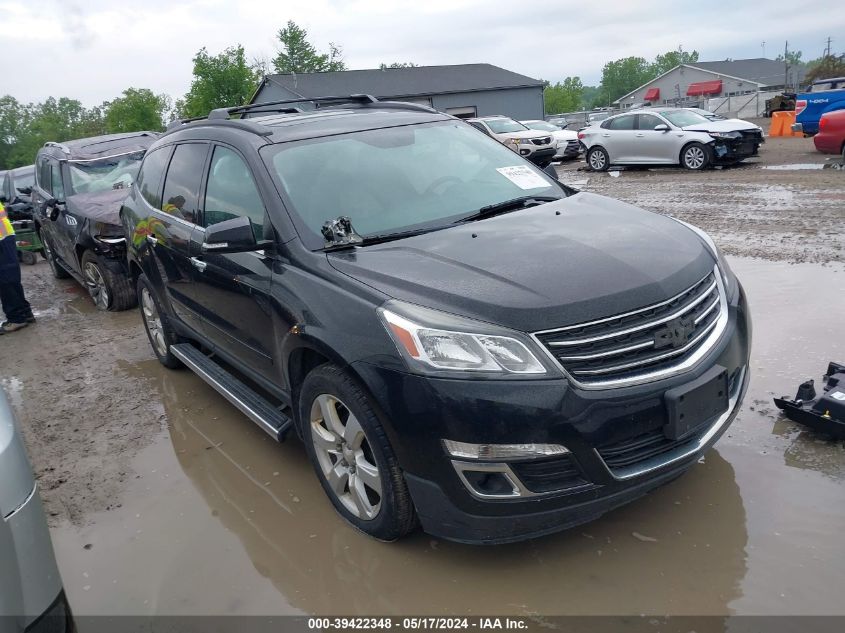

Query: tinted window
[136,147,171,208]
[161,143,207,224]
[204,146,265,239]
[50,160,65,200]
[638,114,664,130]
[608,115,636,130]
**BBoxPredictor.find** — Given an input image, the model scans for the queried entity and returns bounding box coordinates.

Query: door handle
[146,235,157,247]
[602,133,611,137]
[190,257,207,272]
[635,133,645,137]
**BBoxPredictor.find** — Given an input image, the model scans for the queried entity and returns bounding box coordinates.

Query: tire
[80,250,136,311]
[137,273,183,369]
[20,251,38,266]
[41,234,71,279]
[587,146,610,172]
[681,142,712,170]
[299,363,417,541]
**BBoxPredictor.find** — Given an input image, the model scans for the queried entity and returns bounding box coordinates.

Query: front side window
[608,115,636,130]
[50,160,65,200]
[204,146,265,239]
[67,151,145,196]
[161,143,208,224]
[136,146,172,209]
[37,157,52,195]
[638,114,664,130]
[263,120,562,248]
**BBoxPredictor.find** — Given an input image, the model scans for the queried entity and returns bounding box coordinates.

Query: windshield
[263,121,562,248]
[12,168,34,189]
[485,118,529,134]
[660,110,709,127]
[524,121,559,132]
[68,151,146,195]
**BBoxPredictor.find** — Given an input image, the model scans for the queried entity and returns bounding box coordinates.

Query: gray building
[614,58,806,108]
[249,64,545,120]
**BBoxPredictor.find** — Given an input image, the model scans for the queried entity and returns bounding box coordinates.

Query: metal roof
[690,58,805,87]
[255,64,544,101]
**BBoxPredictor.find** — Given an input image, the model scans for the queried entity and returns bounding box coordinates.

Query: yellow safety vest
[0,202,14,239]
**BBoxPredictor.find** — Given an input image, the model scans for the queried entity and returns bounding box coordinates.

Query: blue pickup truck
[792,77,845,135]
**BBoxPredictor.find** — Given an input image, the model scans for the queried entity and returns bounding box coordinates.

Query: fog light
[461,470,517,496]
[443,439,569,461]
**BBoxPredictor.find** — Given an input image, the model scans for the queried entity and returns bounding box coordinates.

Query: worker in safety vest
[0,201,35,334]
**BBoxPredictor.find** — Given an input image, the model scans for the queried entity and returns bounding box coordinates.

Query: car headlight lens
[672,218,736,296]
[518,139,533,145]
[378,303,550,377]
[708,131,741,139]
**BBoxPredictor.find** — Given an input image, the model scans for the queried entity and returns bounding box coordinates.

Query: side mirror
[201,215,269,254]
[654,124,670,132]
[542,163,559,180]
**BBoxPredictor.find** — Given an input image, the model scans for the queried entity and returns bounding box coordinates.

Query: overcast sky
[3,0,843,107]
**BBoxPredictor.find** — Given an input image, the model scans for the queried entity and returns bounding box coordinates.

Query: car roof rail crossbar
[163,118,274,137]
[223,94,379,117]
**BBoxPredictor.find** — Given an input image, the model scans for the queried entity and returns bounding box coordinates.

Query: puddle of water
[761,164,824,170]
[43,258,845,617]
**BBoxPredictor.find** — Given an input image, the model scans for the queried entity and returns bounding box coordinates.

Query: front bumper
[522,147,556,164]
[352,283,751,544]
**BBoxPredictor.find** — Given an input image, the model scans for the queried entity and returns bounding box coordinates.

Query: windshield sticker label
[496,166,549,190]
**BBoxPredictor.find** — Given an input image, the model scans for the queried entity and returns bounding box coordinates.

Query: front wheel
[137,274,183,369]
[587,146,610,171]
[681,142,712,170]
[300,364,417,541]
[81,250,136,311]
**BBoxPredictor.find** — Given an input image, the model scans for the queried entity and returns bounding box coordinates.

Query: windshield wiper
[322,225,442,251]
[454,196,560,224]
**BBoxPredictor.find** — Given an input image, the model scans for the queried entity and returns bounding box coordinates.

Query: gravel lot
[1,128,844,617]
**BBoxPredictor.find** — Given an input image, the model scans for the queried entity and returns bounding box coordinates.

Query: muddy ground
[1,134,844,617]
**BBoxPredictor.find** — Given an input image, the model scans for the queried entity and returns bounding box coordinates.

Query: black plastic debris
[774,362,845,439]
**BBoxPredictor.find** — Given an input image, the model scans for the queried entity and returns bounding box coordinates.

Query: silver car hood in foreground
[682,119,760,133]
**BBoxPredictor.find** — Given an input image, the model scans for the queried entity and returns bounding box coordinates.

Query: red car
[813,109,845,158]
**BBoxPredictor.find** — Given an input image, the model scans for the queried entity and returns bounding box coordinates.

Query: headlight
[378,302,553,377]
[672,218,737,296]
[518,139,534,145]
[708,131,741,139]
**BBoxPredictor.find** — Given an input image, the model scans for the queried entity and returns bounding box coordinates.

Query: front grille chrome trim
[530,265,729,390]
[545,278,717,347]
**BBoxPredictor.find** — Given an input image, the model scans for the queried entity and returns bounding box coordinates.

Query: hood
[498,130,550,141]
[65,186,131,227]
[328,192,715,332]
[682,119,760,133]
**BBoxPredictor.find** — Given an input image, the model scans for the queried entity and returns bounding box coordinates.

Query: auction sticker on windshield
[496,166,549,190]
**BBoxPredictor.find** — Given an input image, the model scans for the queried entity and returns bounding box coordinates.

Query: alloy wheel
[83,261,110,310]
[589,149,607,170]
[141,287,167,357]
[684,146,706,169]
[310,393,383,520]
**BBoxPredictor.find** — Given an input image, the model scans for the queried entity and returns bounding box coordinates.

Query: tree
[651,50,699,76]
[595,56,653,106]
[104,88,169,133]
[379,62,418,69]
[776,50,803,67]
[544,77,584,114]
[272,21,346,74]
[580,85,601,109]
[804,54,845,83]
[182,45,259,118]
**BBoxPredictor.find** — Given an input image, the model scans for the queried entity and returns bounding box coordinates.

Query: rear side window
[161,143,208,224]
[136,146,171,209]
[608,115,636,130]
[204,146,265,239]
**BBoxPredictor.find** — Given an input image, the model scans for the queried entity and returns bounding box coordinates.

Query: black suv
[1,165,36,220]
[123,95,751,544]
[32,132,159,310]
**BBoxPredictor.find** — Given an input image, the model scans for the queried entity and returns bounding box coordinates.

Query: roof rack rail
[43,141,71,153]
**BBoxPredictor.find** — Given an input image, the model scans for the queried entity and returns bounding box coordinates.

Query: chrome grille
[534,269,726,387]
[531,136,552,145]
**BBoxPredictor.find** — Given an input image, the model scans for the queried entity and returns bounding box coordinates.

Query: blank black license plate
[663,366,729,441]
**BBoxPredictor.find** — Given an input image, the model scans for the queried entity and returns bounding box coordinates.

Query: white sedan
[520,120,581,160]
[578,108,764,171]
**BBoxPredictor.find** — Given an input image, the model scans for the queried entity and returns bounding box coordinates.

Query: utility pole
[761,41,766,58]
[784,41,789,89]
[825,36,832,57]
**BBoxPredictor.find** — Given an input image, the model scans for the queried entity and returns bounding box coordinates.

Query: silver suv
[1,391,72,633]
[467,116,556,167]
